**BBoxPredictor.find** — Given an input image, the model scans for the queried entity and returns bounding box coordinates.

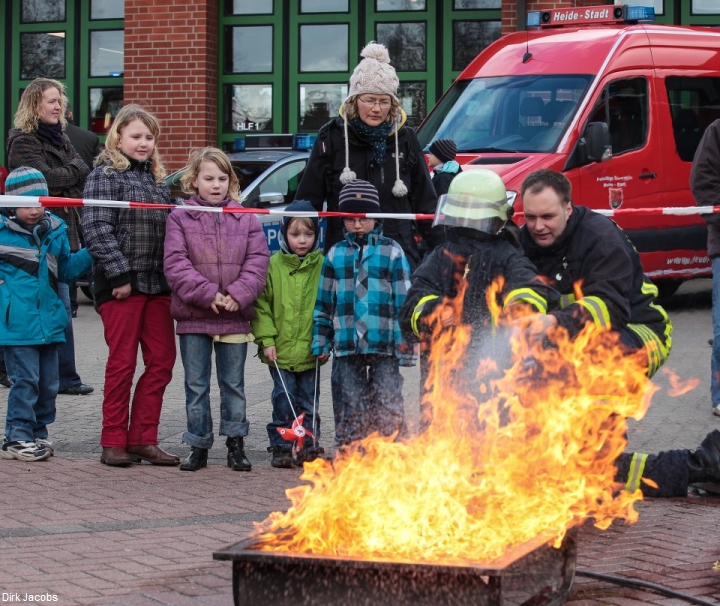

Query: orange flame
[660,367,700,397]
[253,279,653,565]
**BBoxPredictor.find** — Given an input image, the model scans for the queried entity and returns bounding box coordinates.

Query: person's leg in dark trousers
[69,281,78,317]
[331,355,371,445]
[367,355,406,439]
[0,347,11,388]
[57,282,92,394]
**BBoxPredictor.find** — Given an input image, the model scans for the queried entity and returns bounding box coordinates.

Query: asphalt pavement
[0,280,718,605]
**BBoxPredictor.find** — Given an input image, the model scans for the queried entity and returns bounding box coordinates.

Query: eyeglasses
[357,97,392,109]
[343,217,374,226]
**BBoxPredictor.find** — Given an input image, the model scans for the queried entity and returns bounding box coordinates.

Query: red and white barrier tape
[0,194,718,220]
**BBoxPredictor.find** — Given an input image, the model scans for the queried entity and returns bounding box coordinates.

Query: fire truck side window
[666,76,720,162]
[588,78,648,156]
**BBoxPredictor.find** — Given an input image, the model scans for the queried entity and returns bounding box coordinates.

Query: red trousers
[98,294,176,447]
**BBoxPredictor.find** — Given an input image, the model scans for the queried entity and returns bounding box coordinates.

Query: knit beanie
[281,199,319,235]
[4,167,49,197]
[347,42,400,101]
[429,139,457,164]
[338,179,381,215]
[340,42,408,199]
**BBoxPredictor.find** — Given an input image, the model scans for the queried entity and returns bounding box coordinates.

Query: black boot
[180,447,208,471]
[227,437,252,471]
[687,429,720,486]
[268,446,294,469]
[0,370,12,388]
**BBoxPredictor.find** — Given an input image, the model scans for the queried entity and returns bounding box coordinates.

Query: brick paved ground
[0,282,718,605]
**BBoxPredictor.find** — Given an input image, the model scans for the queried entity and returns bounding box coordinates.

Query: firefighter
[400,169,558,429]
[518,168,720,496]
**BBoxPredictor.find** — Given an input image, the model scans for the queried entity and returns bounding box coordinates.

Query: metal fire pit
[214,527,577,606]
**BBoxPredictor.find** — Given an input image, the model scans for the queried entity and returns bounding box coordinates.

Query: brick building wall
[124,0,218,172]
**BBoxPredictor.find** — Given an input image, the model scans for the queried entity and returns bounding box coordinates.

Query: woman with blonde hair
[6,77,94,401]
[295,42,438,269]
[7,78,88,249]
[81,104,179,468]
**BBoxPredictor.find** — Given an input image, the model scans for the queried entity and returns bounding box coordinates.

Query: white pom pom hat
[346,42,400,101]
[340,42,408,198]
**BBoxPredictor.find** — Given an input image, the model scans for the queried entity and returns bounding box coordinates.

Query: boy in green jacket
[252,200,326,467]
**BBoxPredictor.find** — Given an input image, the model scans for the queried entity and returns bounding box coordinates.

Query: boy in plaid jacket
[312,180,415,446]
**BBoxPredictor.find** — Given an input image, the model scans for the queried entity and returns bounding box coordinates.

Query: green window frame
[78,0,124,138]
[366,1,433,126]
[5,1,75,167]
[441,2,501,94]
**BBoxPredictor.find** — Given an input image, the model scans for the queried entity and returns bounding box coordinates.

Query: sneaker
[35,438,54,456]
[0,372,12,388]
[713,407,720,417]
[1,440,51,462]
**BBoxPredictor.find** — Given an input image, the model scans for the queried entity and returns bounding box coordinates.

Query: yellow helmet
[433,169,510,235]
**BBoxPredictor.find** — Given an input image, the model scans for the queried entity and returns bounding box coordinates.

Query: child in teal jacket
[252,200,325,468]
[0,167,93,461]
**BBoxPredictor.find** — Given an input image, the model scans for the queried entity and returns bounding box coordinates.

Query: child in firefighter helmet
[432,168,510,236]
[400,168,559,429]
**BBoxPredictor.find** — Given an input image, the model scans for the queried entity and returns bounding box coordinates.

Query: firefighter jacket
[400,227,556,343]
[519,205,672,376]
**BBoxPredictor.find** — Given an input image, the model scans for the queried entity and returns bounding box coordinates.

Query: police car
[167,133,323,253]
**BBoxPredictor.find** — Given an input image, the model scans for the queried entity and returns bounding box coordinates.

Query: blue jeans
[57,282,82,391]
[331,354,406,445]
[4,345,58,441]
[712,257,720,409]
[267,365,321,450]
[179,334,249,449]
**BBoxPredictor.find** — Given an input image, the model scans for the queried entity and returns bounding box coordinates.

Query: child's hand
[112,284,131,300]
[264,346,277,361]
[439,304,455,327]
[223,295,240,313]
[317,353,329,362]
[210,292,225,314]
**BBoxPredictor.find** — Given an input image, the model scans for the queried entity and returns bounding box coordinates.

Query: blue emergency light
[526,11,541,27]
[626,5,655,21]
[233,137,246,151]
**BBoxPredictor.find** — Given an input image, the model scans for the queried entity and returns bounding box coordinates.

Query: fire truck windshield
[418,75,592,154]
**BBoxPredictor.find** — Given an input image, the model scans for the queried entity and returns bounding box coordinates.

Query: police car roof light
[234,137,247,152]
[292,134,317,151]
[528,4,655,28]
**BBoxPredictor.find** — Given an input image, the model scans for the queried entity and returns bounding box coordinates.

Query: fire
[253,279,655,565]
[660,367,700,396]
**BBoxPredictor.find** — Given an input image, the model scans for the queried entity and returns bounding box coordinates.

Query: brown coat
[6,128,90,251]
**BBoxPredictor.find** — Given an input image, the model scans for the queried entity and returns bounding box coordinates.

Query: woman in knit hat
[295,42,438,269]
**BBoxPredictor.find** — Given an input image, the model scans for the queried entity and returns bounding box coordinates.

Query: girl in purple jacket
[164,148,270,472]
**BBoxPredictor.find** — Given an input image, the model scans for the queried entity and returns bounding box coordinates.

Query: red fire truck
[417,4,720,296]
